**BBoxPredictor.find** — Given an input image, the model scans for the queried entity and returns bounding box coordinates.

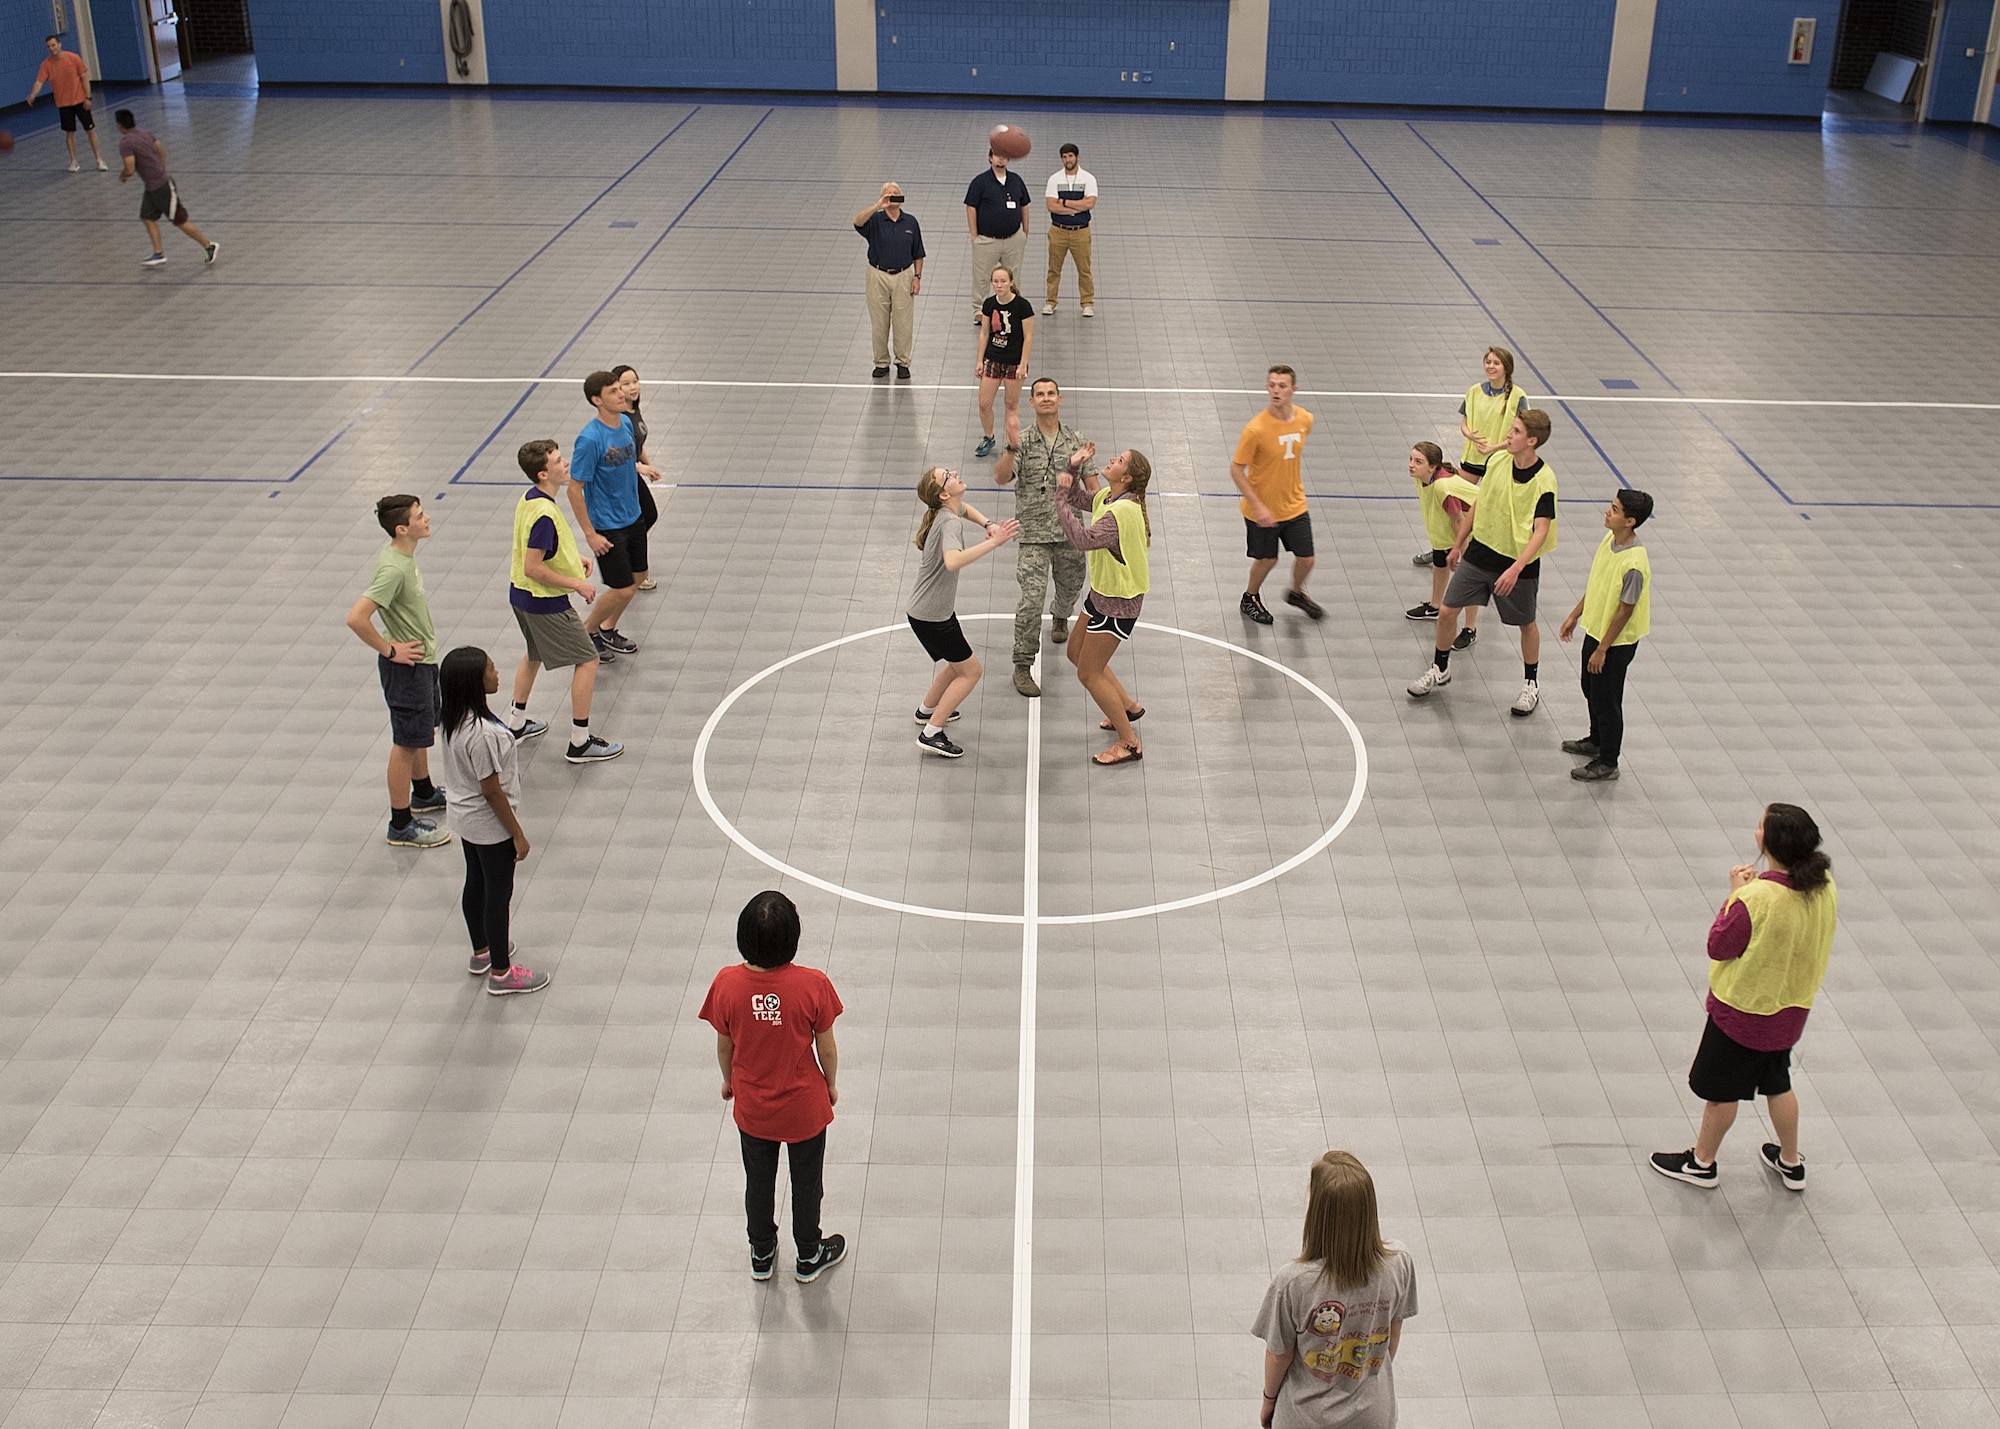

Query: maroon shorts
[979,360,1021,381]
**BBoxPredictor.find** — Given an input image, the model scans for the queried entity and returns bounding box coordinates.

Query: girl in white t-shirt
[438,646,548,996]
[1253,1151,1418,1428]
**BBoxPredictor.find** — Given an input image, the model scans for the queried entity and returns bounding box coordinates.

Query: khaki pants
[1046,225,1094,305]
[971,230,1027,317]
[865,266,915,366]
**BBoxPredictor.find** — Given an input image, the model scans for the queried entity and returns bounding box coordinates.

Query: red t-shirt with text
[699,963,842,1143]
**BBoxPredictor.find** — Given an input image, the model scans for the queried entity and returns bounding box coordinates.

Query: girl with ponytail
[1055,442,1152,765]
[1653,803,1836,1193]
[907,467,1020,758]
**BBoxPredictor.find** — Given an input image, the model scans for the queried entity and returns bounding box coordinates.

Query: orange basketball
[988,124,1030,160]
[0,131,14,154]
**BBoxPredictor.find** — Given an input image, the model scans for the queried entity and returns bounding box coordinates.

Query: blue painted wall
[1264,0,1616,108]
[91,0,155,82]
[484,0,836,89]
[877,0,1228,100]
[244,0,443,83]
[1645,0,1837,114]
[0,0,148,94]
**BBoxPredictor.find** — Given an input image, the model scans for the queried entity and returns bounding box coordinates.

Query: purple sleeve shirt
[1705,871,1811,1051]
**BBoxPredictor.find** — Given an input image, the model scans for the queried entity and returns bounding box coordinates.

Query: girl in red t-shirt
[698,891,848,1283]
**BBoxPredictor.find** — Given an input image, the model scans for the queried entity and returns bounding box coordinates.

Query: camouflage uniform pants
[1013,541,1087,668]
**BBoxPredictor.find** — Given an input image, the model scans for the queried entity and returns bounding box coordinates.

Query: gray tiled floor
[1,71,1997,1429]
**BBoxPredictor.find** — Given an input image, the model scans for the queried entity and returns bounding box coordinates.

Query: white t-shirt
[1252,1244,1418,1428]
[1046,166,1097,227]
[438,715,521,847]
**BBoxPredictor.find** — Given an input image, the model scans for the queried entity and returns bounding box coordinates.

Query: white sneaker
[1041,301,1057,315]
[96,158,108,171]
[69,160,80,172]
[1081,304,1095,317]
[1407,664,1451,697]
[1511,680,1540,717]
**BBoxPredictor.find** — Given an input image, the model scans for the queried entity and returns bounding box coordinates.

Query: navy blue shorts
[378,656,439,748]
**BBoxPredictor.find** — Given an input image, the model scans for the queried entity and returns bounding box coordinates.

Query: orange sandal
[1092,743,1143,766]
[1097,706,1144,732]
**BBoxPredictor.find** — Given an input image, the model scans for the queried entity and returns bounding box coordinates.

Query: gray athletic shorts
[1443,561,1539,626]
[514,606,597,669]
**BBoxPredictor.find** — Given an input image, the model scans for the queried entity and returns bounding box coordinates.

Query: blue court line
[0,217,565,229]
[1542,242,1995,258]
[446,108,775,486]
[615,286,1475,309]
[1602,304,2000,321]
[1,278,495,290]
[1327,120,1629,486]
[1406,122,1804,507]
[676,223,1426,244]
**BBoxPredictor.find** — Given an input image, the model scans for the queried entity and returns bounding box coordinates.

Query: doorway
[173,0,255,81]
[1826,0,1934,118]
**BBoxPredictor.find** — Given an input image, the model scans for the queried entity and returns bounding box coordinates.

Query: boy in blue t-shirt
[566,371,651,660]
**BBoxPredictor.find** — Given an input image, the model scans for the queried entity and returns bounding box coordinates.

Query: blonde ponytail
[915,467,948,549]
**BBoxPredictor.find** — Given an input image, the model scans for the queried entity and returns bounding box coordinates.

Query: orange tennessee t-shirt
[1234,406,1314,522]
[38,52,90,109]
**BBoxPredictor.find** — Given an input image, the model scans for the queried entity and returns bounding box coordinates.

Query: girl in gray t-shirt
[1253,1151,1418,1428]
[907,466,1018,758]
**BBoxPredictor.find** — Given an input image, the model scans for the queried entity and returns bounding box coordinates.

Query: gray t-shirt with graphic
[1252,1243,1418,1428]
[907,510,968,623]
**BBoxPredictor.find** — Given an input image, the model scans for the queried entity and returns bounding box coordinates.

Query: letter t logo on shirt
[1278,434,1303,461]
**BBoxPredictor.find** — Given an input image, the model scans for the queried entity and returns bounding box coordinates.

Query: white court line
[1011,650,1043,1429]
[2,370,1998,411]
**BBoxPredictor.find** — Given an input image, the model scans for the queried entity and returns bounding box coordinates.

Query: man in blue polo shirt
[853,181,925,380]
[964,149,1029,325]
[567,371,646,661]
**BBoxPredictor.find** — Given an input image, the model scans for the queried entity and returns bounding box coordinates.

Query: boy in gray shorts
[508,440,622,764]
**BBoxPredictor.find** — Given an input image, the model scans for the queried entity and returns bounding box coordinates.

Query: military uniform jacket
[1012,422,1099,543]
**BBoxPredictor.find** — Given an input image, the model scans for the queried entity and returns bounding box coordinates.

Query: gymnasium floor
[1,69,1998,1429]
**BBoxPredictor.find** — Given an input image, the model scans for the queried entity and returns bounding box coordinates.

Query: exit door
[1926,0,1992,120]
[147,0,182,80]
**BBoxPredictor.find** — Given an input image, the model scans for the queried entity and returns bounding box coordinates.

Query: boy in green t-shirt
[1558,488,1654,782]
[344,495,449,847]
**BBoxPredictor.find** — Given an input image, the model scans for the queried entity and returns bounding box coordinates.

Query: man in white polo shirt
[1043,143,1097,317]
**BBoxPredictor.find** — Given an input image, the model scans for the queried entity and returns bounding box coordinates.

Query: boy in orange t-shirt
[25,36,105,172]
[1232,365,1319,623]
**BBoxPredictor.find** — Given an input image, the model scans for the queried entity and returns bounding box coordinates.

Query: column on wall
[1605,0,1659,108]
[1226,0,1269,100]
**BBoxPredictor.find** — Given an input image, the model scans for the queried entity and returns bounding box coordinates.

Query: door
[147,0,181,80]
[1926,0,1993,120]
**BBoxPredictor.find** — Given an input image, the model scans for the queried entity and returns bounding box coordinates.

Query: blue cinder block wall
[482,0,837,89]
[876,0,1229,100]
[1645,0,1837,113]
[245,0,444,83]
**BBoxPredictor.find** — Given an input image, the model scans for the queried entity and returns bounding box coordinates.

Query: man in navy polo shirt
[853,181,925,380]
[964,149,1029,325]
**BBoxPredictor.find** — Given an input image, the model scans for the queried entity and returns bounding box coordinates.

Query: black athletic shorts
[1083,594,1136,641]
[594,522,647,589]
[1430,548,1450,568]
[908,613,974,664]
[1245,513,1313,560]
[59,103,95,133]
[378,656,440,749]
[139,182,188,225]
[1688,1015,1794,1103]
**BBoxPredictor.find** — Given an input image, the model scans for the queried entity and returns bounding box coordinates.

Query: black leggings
[636,477,659,533]
[460,838,515,972]
[740,1128,826,1257]
[1579,634,1639,766]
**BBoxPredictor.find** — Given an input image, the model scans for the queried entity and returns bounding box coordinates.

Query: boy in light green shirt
[1557,488,1653,782]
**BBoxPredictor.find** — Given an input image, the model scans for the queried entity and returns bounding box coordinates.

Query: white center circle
[690,613,1369,925]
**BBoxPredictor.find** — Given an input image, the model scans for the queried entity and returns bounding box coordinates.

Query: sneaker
[466,942,512,976]
[896,365,911,380]
[1285,589,1324,621]
[1649,1149,1718,1188]
[750,1246,776,1281]
[1407,664,1451,698]
[203,242,219,265]
[589,632,621,660]
[1453,627,1478,650]
[141,252,166,267]
[486,965,550,996]
[913,708,962,723]
[795,1234,847,1283]
[1412,550,1433,567]
[1760,1143,1806,1191]
[636,575,657,590]
[596,629,639,655]
[564,735,624,764]
[511,717,550,741]
[96,158,108,172]
[974,436,997,458]
[69,159,80,172]
[386,818,451,848]
[1510,680,1540,717]
[916,726,964,758]
[872,365,890,379]
[1405,602,1441,621]
[1041,301,1057,315]
[1560,738,1600,757]
[1240,592,1273,626]
[1012,667,1041,698]
[408,788,447,816]
[1571,761,1620,782]
[1080,304,1094,317]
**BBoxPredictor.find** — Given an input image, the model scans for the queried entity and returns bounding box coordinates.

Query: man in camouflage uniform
[995,377,1096,697]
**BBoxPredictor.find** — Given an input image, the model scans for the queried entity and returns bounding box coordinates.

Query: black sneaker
[588,633,619,663]
[1411,550,1433,567]
[1405,602,1440,621]
[1760,1143,1806,1191]
[872,366,890,379]
[795,1233,847,1283]
[409,788,447,817]
[895,365,911,380]
[913,708,961,723]
[750,1246,777,1281]
[1452,627,1478,650]
[596,629,639,655]
[1285,589,1324,620]
[1560,738,1600,757]
[1571,761,1620,782]
[1649,1149,1718,1188]
[917,727,964,758]
[564,735,625,764]
[1240,592,1273,626]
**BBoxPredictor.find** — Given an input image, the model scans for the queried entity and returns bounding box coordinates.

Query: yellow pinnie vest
[1470,455,1558,562]
[1581,533,1650,645]
[511,490,586,598]
[1461,384,1529,467]
[1088,492,1149,599]
[1419,469,1481,551]
[1709,877,1837,1017]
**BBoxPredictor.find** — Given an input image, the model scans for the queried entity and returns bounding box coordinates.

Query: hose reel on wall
[439,0,487,83]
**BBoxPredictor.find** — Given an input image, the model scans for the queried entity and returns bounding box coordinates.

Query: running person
[114,110,216,268]
[1415,346,1532,567]
[1233,366,1320,624]
[568,371,646,658]
[1406,411,1557,715]
[26,35,105,172]
[1055,443,1151,766]
[974,266,1033,458]
[345,495,448,848]
[609,365,666,592]
[436,647,550,996]
[1405,441,1480,648]
[907,469,1021,758]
